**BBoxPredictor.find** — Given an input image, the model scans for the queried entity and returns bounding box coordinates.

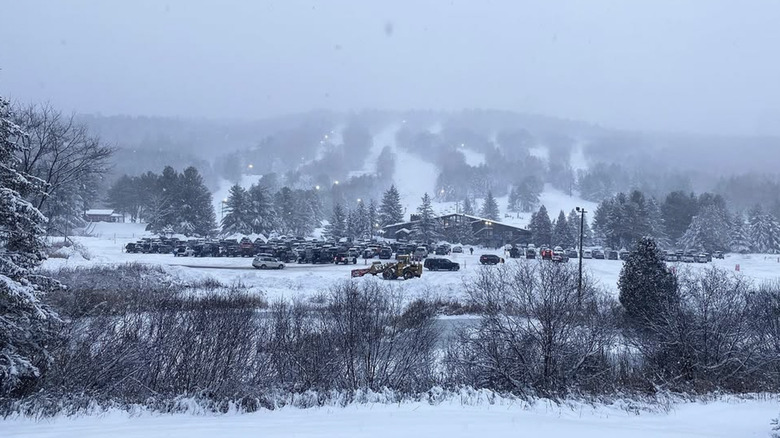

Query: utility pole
[576,206,587,307]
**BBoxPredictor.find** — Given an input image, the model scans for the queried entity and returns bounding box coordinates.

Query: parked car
[124,242,138,253]
[525,247,537,259]
[252,255,285,269]
[565,248,579,259]
[606,249,619,260]
[551,249,569,263]
[173,245,194,257]
[665,251,679,262]
[413,246,428,260]
[713,251,724,259]
[592,249,605,260]
[378,247,393,259]
[681,253,696,263]
[423,258,460,271]
[479,254,502,265]
[582,249,593,259]
[619,250,631,261]
[696,253,710,263]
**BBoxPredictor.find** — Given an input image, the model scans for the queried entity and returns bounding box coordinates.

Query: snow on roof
[383,213,528,231]
[85,209,114,215]
[395,228,411,234]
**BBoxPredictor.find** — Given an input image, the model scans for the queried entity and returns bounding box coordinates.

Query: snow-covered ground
[4,396,776,437]
[31,222,780,436]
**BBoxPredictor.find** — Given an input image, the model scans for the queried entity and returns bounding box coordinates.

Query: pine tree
[221,184,253,235]
[411,193,440,243]
[618,237,679,331]
[325,203,347,241]
[146,166,180,234]
[378,185,404,226]
[507,185,520,212]
[677,205,730,253]
[729,214,751,254]
[274,186,296,235]
[290,189,316,237]
[177,166,217,237]
[480,190,500,221]
[749,205,780,253]
[552,210,574,248]
[646,197,670,249]
[247,183,277,235]
[518,175,543,212]
[353,200,369,239]
[462,197,474,216]
[367,199,378,238]
[529,205,552,246]
[0,96,60,396]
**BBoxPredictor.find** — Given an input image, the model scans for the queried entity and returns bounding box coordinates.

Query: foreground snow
[4,397,776,438]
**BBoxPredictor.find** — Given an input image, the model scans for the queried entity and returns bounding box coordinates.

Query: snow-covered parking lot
[45,223,780,304]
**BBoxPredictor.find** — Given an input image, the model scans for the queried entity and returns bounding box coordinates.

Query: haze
[2,0,779,136]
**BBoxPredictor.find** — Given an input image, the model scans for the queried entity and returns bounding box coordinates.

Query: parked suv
[479,254,502,265]
[423,258,460,271]
[252,255,285,269]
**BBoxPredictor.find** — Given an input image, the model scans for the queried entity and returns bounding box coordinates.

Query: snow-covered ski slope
[4,395,776,438]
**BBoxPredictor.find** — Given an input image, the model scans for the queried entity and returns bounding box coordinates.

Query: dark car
[378,247,393,259]
[606,249,619,260]
[479,254,502,265]
[713,251,724,259]
[525,247,536,259]
[124,242,138,253]
[592,249,605,260]
[424,258,460,271]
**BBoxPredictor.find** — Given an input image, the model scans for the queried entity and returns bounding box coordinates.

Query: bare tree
[12,104,113,233]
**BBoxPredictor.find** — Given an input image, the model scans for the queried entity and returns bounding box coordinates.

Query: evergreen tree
[411,193,440,243]
[567,208,591,248]
[462,197,475,216]
[146,166,180,234]
[749,204,780,253]
[529,205,552,246]
[552,210,575,248]
[107,175,144,222]
[367,199,378,237]
[618,237,679,331]
[0,96,60,396]
[518,175,543,212]
[480,190,500,220]
[325,203,347,241]
[221,184,253,235]
[290,189,316,237]
[676,205,730,253]
[646,196,670,248]
[661,191,699,242]
[378,185,404,226]
[729,214,751,254]
[274,186,296,235]
[353,200,369,239]
[177,166,217,237]
[507,185,520,212]
[247,183,277,235]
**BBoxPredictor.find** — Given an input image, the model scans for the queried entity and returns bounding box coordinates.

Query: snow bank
[3,394,776,438]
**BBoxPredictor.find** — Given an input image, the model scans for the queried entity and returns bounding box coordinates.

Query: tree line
[592,189,780,253]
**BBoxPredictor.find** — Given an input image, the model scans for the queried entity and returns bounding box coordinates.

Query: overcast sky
[2,0,779,136]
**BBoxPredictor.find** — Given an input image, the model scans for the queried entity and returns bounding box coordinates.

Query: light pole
[576,206,587,307]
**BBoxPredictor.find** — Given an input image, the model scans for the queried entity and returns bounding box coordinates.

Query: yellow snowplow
[380,255,423,280]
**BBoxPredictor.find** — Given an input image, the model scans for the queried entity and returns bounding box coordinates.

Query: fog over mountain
[2,0,780,136]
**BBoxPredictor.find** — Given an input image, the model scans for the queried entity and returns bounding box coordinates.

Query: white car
[252,255,285,270]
